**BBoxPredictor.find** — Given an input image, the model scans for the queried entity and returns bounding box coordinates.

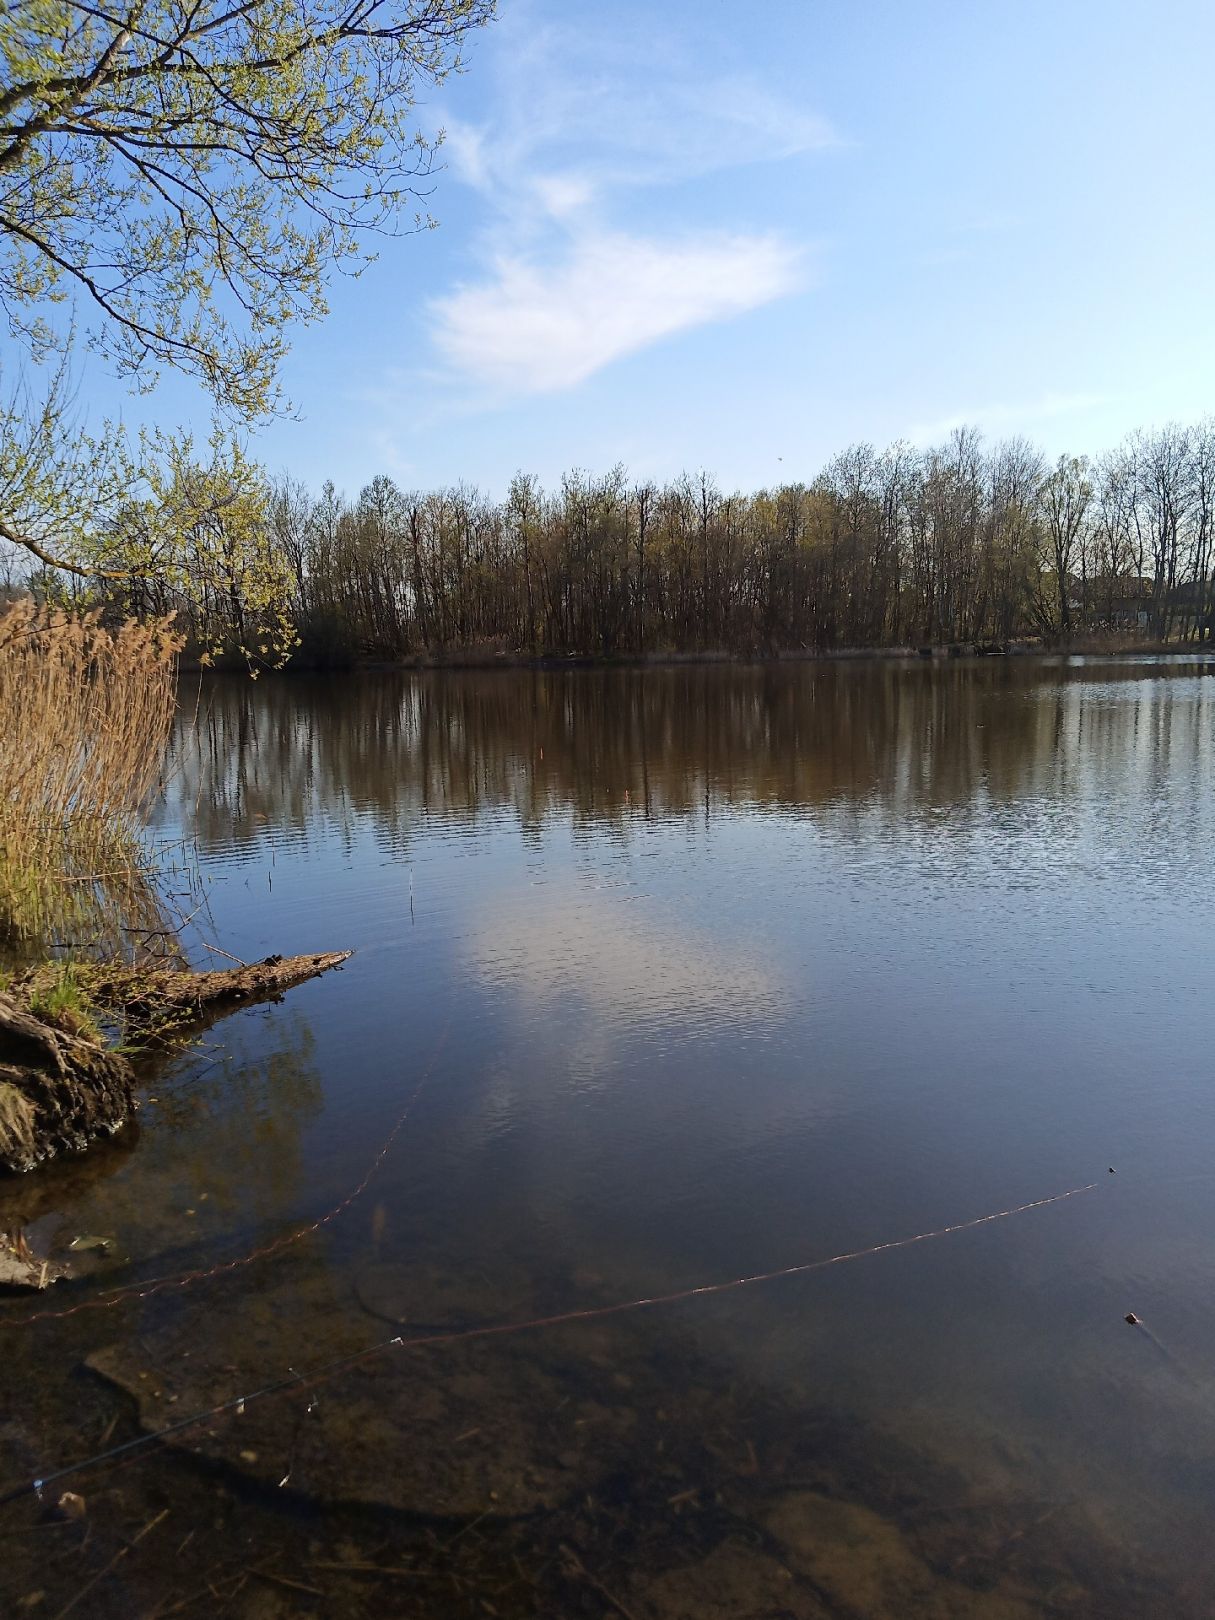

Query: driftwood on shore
[0,951,351,1175]
[88,950,353,1021]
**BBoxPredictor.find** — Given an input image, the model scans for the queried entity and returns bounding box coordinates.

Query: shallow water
[3,658,1215,1617]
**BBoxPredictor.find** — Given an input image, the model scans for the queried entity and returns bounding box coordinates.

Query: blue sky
[48,0,1215,495]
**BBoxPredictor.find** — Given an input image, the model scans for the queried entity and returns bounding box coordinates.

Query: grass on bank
[0,600,183,951]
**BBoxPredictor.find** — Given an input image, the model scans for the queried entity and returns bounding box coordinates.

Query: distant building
[1069,575,1154,632]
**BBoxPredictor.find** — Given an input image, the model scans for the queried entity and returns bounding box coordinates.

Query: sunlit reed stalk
[0,601,184,951]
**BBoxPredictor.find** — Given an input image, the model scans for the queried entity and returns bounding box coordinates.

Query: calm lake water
[3,658,1215,1617]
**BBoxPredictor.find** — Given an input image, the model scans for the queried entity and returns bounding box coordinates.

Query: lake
[3,657,1215,1617]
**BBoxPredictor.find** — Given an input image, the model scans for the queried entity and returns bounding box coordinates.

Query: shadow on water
[2,658,1215,1615]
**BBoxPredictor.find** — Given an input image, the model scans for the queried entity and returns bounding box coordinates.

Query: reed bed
[0,601,184,950]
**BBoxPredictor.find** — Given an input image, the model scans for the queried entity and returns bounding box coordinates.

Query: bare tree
[1038,455,1093,638]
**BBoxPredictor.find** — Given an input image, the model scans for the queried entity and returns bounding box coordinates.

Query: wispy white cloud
[431,230,804,395]
[442,9,836,216]
[442,119,491,193]
[424,8,831,396]
[909,391,1113,444]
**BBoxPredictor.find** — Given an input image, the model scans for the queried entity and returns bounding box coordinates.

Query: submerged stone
[84,1260,645,1520]
[765,1489,1040,1619]
[638,1539,830,1620]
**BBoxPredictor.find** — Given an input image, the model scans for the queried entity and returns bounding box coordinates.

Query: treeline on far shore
[21,419,1215,666]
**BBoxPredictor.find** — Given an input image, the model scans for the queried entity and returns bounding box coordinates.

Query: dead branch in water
[89,951,353,1021]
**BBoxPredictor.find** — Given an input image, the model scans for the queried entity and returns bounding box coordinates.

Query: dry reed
[0,600,184,948]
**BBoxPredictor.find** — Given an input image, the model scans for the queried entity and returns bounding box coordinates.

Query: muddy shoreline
[0,952,350,1186]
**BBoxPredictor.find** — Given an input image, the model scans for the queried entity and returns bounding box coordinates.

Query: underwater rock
[764,1489,1039,1619]
[83,1260,644,1522]
[353,1257,531,1333]
[87,1335,616,1518]
[637,1538,831,1620]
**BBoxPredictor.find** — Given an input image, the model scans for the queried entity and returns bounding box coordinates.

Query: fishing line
[0,1179,1098,1509]
[0,1011,452,1329]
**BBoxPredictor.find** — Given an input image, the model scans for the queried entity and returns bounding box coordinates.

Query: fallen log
[0,952,351,1175]
[91,950,354,1021]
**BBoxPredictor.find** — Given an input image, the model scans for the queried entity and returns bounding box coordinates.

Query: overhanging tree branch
[0,0,495,421]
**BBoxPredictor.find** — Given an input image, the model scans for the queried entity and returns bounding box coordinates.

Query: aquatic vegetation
[0,600,183,951]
